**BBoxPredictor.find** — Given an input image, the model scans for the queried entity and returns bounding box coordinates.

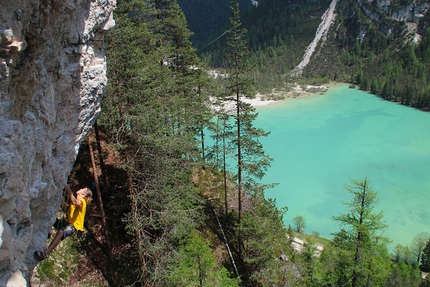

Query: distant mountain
[177,0,255,45]
[179,0,430,108]
[305,0,430,76]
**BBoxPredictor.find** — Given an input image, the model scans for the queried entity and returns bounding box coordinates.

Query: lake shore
[246,82,340,107]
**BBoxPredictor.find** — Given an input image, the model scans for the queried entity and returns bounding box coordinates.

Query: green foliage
[321,1,430,110]
[241,195,288,265]
[386,261,421,287]
[167,231,240,287]
[332,178,390,287]
[211,6,276,280]
[34,235,85,285]
[177,0,253,45]
[199,0,333,93]
[223,0,273,194]
[420,239,430,272]
[292,215,306,233]
[77,0,430,285]
[101,0,215,284]
[421,276,430,287]
[411,233,430,265]
[252,258,301,286]
[187,0,430,110]
[291,179,421,287]
[239,193,290,284]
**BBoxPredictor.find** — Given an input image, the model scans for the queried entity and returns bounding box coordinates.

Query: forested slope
[177,0,254,45]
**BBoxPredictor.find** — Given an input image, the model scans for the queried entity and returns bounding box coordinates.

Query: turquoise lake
[255,84,430,247]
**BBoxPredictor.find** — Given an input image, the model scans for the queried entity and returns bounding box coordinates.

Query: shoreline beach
[244,82,339,107]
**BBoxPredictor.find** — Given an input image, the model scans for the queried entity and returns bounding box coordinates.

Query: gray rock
[0,0,116,285]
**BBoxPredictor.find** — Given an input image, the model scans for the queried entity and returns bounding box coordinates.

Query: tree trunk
[352,177,367,287]
[87,136,113,260]
[127,160,148,286]
[236,78,242,258]
[94,120,108,188]
[223,119,228,219]
[198,84,206,161]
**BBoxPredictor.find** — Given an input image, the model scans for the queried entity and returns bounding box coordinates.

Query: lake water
[255,84,430,247]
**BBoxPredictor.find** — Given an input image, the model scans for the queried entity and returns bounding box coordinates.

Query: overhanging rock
[0,0,116,285]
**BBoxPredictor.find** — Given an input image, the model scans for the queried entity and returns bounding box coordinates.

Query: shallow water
[255,84,430,247]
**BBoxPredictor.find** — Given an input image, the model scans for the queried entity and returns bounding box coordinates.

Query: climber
[35,184,92,261]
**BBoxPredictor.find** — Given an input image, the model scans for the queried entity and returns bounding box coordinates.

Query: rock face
[370,0,429,23]
[356,0,430,36]
[0,0,115,285]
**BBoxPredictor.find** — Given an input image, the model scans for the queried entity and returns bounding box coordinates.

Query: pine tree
[224,0,272,258]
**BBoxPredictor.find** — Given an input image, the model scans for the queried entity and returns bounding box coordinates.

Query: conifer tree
[332,177,389,287]
[420,239,430,272]
[224,0,272,258]
[102,0,213,284]
[167,231,240,287]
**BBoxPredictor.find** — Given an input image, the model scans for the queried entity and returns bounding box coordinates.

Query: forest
[33,0,430,286]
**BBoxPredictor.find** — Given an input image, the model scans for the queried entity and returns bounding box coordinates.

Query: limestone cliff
[0,0,115,285]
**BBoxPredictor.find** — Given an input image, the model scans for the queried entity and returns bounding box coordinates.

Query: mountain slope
[177,0,254,45]
[183,0,430,108]
[304,0,430,75]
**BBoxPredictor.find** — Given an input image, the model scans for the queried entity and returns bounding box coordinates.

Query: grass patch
[34,234,82,285]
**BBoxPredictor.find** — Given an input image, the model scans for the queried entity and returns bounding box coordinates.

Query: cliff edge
[0,0,116,285]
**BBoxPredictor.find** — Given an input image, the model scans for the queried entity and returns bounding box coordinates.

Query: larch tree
[332,177,390,287]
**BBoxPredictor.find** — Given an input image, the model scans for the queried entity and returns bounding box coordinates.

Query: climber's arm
[65,184,83,207]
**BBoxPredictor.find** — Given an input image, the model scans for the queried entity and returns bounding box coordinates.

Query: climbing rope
[197,28,232,51]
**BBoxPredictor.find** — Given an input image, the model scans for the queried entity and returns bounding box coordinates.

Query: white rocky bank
[0,0,116,285]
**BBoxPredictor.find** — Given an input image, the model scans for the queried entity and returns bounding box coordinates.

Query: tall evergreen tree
[224,0,272,258]
[332,177,389,287]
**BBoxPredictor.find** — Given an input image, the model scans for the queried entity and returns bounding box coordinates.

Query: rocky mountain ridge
[356,0,429,36]
[300,0,430,78]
